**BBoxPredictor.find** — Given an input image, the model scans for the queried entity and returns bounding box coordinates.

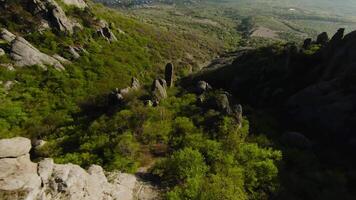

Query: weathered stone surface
[0,136,144,200]
[316,32,329,45]
[0,137,31,158]
[0,28,16,43]
[151,78,167,103]
[10,37,65,70]
[0,154,42,199]
[53,54,71,64]
[232,104,243,124]
[28,0,79,34]
[62,0,87,8]
[0,48,5,56]
[97,19,117,42]
[131,77,141,90]
[165,63,174,87]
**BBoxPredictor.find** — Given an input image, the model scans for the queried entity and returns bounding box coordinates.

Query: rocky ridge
[190,28,356,143]
[0,137,157,200]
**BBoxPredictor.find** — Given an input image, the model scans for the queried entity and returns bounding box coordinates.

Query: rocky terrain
[0,137,160,200]
[1,0,356,199]
[190,28,356,141]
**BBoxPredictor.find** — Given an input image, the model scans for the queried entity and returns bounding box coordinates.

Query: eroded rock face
[62,0,87,8]
[0,137,141,200]
[27,0,79,34]
[10,37,65,70]
[0,137,31,158]
[151,78,167,104]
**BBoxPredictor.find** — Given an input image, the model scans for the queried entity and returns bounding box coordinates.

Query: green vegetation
[2,0,356,199]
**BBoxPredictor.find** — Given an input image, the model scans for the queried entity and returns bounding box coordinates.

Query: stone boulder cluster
[0,137,139,200]
[150,63,175,105]
[96,19,118,42]
[109,77,141,105]
[0,28,68,70]
[27,0,83,34]
[193,80,243,126]
[302,28,344,49]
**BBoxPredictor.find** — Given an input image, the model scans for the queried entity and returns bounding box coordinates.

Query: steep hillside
[189,28,356,199]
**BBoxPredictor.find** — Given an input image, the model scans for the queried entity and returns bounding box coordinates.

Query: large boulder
[96,19,117,42]
[165,63,174,87]
[151,78,167,104]
[62,0,87,8]
[0,137,31,158]
[10,37,65,70]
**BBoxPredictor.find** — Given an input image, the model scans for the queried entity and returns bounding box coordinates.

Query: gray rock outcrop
[151,78,167,104]
[165,63,174,87]
[0,28,16,43]
[27,0,79,34]
[10,37,65,70]
[97,20,117,42]
[0,137,141,200]
[0,137,31,158]
[62,0,87,8]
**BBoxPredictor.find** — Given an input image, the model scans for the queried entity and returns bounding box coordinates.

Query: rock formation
[97,20,117,42]
[27,0,80,34]
[190,28,356,142]
[0,137,140,200]
[109,77,141,105]
[316,32,329,45]
[151,78,167,105]
[165,63,174,87]
[10,37,65,70]
[195,80,212,94]
[0,28,16,43]
[62,0,87,8]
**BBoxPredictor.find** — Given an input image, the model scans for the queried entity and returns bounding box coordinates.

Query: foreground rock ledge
[0,137,138,200]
